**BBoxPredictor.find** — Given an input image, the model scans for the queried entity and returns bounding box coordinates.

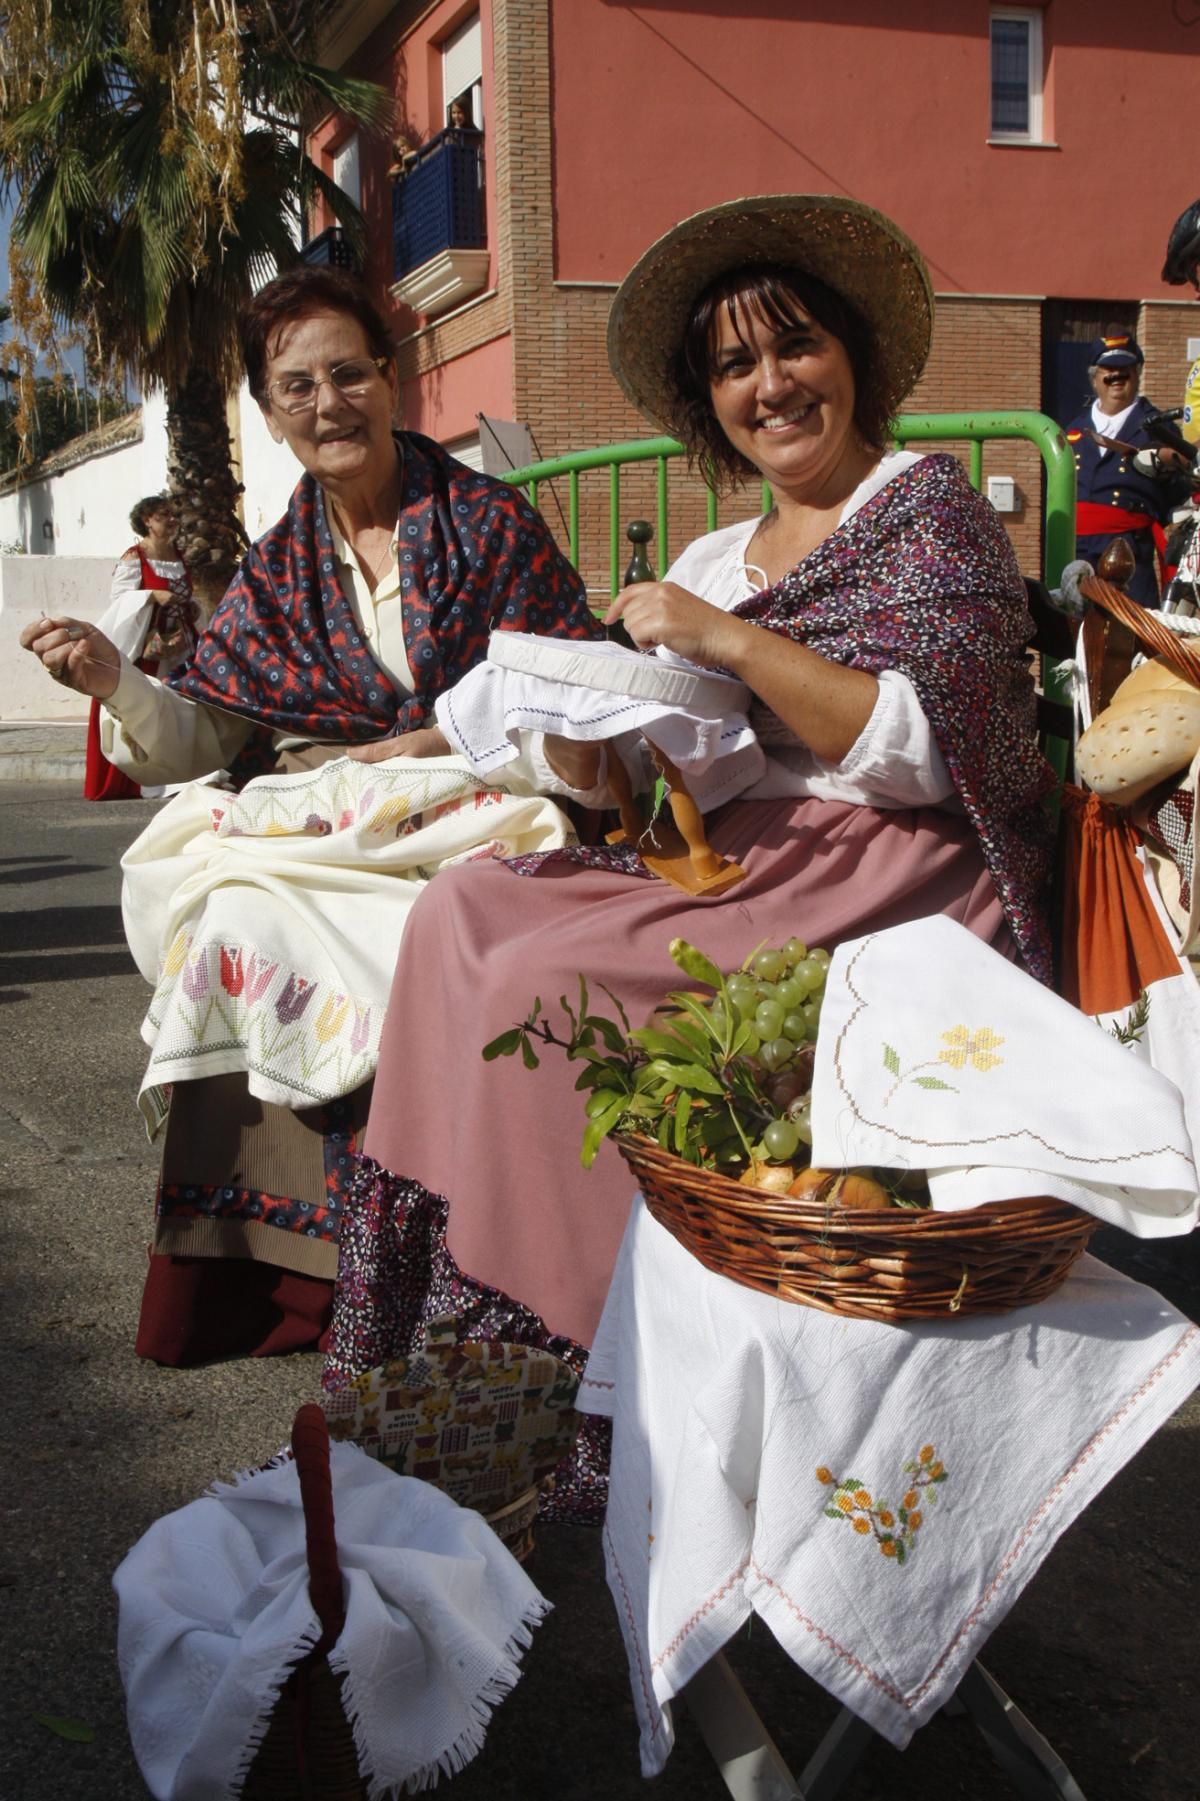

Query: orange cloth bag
[1057,784,1181,1016]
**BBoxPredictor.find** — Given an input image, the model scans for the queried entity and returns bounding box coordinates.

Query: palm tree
[0,0,391,598]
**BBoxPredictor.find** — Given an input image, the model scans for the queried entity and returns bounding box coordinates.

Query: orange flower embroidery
[817,1442,949,1567]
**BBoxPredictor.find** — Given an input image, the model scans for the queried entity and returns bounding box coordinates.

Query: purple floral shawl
[736,453,1055,979]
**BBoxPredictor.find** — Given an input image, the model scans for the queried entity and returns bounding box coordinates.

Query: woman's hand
[611,580,880,765]
[347,724,452,763]
[19,615,121,700]
[604,581,744,668]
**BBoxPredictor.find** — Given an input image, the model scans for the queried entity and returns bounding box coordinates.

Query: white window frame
[989,7,1043,143]
[441,10,484,129]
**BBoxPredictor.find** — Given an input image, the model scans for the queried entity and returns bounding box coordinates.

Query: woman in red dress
[84,495,196,801]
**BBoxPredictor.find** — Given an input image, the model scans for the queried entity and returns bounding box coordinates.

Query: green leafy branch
[482,937,793,1172]
[1108,990,1151,1047]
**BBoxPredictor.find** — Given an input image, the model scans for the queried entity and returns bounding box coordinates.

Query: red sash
[1075,502,1153,535]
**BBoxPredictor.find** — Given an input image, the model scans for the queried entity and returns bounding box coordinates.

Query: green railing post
[507,407,1075,617]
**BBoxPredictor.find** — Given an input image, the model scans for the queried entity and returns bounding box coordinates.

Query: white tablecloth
[579,1198,1200,1775]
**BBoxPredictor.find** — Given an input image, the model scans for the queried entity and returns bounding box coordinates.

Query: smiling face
[1091,360,1140,416]
[706,291,872,505]
[259,307,399,493]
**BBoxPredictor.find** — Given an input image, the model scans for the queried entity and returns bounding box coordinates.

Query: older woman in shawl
[20,266,602,1364]
[325,195,1057,1516]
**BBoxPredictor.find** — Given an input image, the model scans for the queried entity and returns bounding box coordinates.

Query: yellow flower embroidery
[818,1442,949,1568]
[163,931,190,977]
[937,1025,1005,1072]
[367,797,411,835]
[314,994,350,1043]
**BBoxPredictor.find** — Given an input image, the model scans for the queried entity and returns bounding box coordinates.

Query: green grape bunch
[481,934,830,1175]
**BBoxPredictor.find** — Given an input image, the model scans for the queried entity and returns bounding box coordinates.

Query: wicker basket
[485,1485,541,1564]
[617,1137,1097,1323]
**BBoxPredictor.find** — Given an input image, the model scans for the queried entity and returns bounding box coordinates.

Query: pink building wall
[311,1,512,445]
[398,333,513,441]
[550,0,1200,301]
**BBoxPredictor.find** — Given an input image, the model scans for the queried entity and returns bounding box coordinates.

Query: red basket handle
[291,1403,345,1654]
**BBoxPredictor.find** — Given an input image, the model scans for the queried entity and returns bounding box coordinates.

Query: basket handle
[1080,574,1200,690]
[291,1403,345,1654]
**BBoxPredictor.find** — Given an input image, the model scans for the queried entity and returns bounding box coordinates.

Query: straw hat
[607,194,934,435]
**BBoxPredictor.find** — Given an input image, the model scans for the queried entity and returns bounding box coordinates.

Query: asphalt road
[1,782,1198,1801]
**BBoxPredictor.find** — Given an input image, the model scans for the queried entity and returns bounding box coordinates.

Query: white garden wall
[0,385,304,721]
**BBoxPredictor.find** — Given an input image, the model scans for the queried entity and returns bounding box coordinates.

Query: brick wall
[909,296,1045,575]
[1137,302,1200,416]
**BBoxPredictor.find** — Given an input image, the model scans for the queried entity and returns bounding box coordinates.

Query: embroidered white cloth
[435,633,764,805]
[121,755,574,1124]
[114,1441,550,1801]
[579,1198,1200,1772]
[811,915,1199,1235]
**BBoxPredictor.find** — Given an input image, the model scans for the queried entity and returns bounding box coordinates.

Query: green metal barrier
[505,409,1076,595]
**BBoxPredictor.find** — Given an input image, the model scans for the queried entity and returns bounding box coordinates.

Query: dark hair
[669,267,889,492]
[240,266,394,403]
[130,493,172,535]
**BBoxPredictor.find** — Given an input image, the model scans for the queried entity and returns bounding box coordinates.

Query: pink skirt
[357,795,1012,1351]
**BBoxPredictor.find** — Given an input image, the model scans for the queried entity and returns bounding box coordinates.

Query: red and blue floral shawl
[170,431,601,744]
[737,453,1055,981]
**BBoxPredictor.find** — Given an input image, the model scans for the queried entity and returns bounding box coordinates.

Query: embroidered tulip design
[350,1006,372,1055]
[182,952,210,1000]
[315,994,350,1043]
[275,975,315,1023]
[163,931,190,978]
[220,947,245,997]
[243,954,278,1005]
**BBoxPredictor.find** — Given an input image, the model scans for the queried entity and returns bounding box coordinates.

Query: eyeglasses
[267,357,390,415]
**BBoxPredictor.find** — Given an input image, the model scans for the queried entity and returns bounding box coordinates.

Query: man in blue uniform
[1066,333,1186,606]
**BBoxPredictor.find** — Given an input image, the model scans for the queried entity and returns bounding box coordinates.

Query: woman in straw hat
[326,196,1056,1517]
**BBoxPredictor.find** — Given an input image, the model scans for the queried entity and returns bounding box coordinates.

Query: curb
[0,725,88,784]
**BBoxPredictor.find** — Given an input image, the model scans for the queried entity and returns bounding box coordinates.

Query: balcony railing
[300,225,359,273]
[392,128,485,284]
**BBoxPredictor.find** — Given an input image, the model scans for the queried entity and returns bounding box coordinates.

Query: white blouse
[663,451,956,811]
